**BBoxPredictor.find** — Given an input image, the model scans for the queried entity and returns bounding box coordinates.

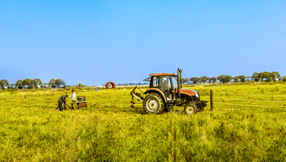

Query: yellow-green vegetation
[1,84,286,161]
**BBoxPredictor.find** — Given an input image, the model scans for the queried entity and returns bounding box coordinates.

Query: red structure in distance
[105,82,116,89]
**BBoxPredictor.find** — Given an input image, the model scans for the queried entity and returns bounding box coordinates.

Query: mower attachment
[130,86,145,108]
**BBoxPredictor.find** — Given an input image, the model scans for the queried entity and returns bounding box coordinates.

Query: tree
[181,78,189,84]
[15,80,23,89]
[238,75,246,82]
[31,78,42,89]
[8,84,15,89]
[233,76,239,82]
[209,77,217,83]
[217,75,232,83]
[22,78,33,89]
[55,79,66,89]
[49,79,56,88]
[200,76,209,83]
[190,77,200,84]
[246,76,251,82]
[270,71,280,82]
[217,75,223,83]
[283,76,286,82]
[0,80,9,90]
[258,72,265,82]
[41,83,48,88]
[252,72,260,82]
[258,71,271,82]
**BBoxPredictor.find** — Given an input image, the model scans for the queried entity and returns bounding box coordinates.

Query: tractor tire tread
[143,93,165,114]
[184,102,198,115]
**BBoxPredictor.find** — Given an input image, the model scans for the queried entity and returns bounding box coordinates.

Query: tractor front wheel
[184,103,197,115]
[143,93,165,114]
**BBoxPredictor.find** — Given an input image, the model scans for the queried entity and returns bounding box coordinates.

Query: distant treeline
[0,78,148,90]
[1,71,286,90]
[183,71,286,84]
[0,78,66,90]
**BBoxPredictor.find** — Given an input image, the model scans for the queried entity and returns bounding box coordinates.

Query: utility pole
[134,77,136,85]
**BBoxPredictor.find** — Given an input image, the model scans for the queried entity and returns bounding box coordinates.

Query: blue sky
[1,0,286,85]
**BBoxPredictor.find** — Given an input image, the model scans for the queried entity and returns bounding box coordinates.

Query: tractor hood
[176,89,199,97]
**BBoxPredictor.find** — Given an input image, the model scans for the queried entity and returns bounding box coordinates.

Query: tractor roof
[150,73,177,76]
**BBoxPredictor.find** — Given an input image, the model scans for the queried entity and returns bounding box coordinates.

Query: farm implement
[130,68,207,115]
[56,103,73,111]
[56,96,87,111]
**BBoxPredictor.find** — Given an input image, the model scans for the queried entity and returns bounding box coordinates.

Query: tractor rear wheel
[143,93,165,114]
[184,103,197,115]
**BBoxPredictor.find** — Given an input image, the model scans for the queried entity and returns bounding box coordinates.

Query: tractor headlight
[190,89,200,98]
[195,92,200,98]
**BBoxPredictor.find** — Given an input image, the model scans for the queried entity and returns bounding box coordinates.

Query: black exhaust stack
[180,69,182,88]
[177,68,181,98]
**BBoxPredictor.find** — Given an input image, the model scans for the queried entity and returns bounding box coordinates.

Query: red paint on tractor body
[176,89,195,96]
[150,73,177,76]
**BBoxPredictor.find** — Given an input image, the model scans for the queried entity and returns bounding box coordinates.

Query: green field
[1,83,286,161]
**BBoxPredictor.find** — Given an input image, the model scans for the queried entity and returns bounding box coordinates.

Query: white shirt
[71,92,76,101]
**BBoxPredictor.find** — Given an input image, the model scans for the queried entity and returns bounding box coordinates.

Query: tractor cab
[149,73,177,101]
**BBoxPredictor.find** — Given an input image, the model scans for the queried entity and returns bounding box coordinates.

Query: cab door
[159,76,172,101]
[170,76,178,99]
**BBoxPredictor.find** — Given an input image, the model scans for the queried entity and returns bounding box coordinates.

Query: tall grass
[1,84,286,161]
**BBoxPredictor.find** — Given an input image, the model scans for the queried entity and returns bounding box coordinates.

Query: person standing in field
[70,90,76,109]
[58,94,68,111]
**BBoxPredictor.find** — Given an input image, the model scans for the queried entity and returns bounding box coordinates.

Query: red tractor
[131,69,207,115]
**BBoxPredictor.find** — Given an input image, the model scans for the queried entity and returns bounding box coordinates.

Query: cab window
[151,77,158,87]
[160,76,171,90]
[171,77,178,89]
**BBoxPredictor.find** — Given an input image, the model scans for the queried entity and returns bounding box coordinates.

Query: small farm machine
[130,68,207,115]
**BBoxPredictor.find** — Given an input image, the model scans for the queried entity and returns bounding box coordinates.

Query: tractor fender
[144,88,167,103]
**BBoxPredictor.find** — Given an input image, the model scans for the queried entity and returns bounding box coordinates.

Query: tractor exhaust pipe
[177,68,181,97]
[180,69,182,88]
